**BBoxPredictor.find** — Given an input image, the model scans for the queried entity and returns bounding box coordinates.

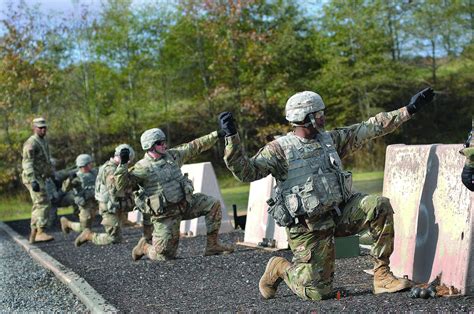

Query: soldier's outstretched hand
[406,87,435,115]
[218,112,237,137]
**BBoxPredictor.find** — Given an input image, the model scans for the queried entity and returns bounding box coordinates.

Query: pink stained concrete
[386,144,473,295]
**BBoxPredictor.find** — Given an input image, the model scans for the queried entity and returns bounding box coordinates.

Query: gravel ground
[6,217,474,312]
[0,228,87,312]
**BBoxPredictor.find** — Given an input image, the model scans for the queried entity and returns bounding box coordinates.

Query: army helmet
[285,91,325,123]
[114,144,135,161]
[76,154,93,168]
[140,128,166,150]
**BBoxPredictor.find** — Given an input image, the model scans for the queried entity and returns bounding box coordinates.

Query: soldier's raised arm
[170,130,223,167]
[114,147,143,193]
[330,87,435,159]
[220,112,287,183]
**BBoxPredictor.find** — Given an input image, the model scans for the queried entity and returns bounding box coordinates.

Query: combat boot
[29,228,37,244]
[35,228,54,242]
[259,256,291,299]
[60,217,72,234]
[204,231,234,256]
[132,237,150,261]
[143,224,153,242]
[373,264,412,294]
[75,228,94,247]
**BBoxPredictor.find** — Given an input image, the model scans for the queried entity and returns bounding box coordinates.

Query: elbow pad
[461,166,474,191]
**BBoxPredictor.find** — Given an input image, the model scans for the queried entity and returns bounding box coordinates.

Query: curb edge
[0,221,118,313]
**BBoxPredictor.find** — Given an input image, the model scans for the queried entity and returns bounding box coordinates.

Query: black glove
[218,112,237,137]
[120,148,130,164]
[31,180,40,192]
[68,171,77,180]
[52,177,61,189]
[406,87,435,115]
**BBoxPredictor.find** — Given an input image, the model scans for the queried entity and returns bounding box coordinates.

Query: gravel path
[6,217,474,312]
[0,228,87,312]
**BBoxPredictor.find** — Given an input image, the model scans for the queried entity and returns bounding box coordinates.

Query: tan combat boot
[29,228,37,244]
[373,264,412,294]
[74,229,94,247]
[60,217,72,234]
[132,237,150,261]
[259,256,291,299]
[35,228,54,242]
[204,231,234,256]
[143,224,153,242]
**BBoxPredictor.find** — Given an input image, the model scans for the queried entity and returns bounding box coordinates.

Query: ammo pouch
[267,196,294,227]
[338,170,352,202]
[146,193,167,215]
[74,195,86,207]
[106,199,119,214]
[180,173,194,203]
[133,188,148,214]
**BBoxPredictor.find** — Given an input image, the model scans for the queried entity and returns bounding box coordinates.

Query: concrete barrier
[128,162,233,236]
[241,175,288,249]
[385,144,473,295]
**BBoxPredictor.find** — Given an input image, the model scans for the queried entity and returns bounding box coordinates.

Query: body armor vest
[272,132,352,224]
[96,161,133,213]
[76,169,97,201]
[137,154,193,216]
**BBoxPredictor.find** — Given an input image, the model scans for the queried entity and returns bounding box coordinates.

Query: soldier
[460,118,474,191]
[21,117,55,243]
[45,158,78,228]
[74,144,152,246]
[59,154,98,246]
[115,128,234,261]
[220,87,435,300]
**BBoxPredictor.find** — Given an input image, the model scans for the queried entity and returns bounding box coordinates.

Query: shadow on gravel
[6,217,473,312]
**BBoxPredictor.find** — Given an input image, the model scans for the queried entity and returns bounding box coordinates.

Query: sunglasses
[154,141,166,146]
[37,126,47,129]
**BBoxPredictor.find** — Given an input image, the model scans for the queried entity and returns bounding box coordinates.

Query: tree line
[0,0,472,193]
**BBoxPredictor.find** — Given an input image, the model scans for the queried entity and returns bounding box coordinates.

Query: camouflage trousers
[68,200,98,233]
[146,193,222,261]
[90,202,122,245]
[25,180,51,229]
[283,193,394,301]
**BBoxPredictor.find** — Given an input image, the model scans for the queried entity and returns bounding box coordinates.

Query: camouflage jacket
[63,168,98,206]
[96,159,134,212]
[115,131,219,195]
[224,107,411,183]
[21,134,53,184]
[461,147,474,168]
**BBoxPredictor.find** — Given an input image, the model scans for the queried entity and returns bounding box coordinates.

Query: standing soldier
[59,154,98,246]
[21,117,55,243]
[220,88,434,300]
[74,144,152,246]
[115,128,234,261]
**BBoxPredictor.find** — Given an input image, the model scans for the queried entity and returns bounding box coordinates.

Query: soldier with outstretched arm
[114,128,234,261]
[220,88,434,300]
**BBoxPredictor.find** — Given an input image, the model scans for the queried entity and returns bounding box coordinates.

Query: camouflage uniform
[115,131,226,260]
[22,134,54,229]
[62,168,98,232]
[224,107,411,300]
[92,159,137,245]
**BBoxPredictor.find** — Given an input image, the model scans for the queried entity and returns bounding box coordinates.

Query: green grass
[0,196,74,222]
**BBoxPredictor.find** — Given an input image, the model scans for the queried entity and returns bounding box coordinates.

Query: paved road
[0,228,87,312]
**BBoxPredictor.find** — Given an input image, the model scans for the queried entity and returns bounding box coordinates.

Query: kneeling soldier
[115,128,234,261]
[59,154,98,246]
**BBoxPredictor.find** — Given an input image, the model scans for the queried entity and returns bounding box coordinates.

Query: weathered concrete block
[386,144,473,295]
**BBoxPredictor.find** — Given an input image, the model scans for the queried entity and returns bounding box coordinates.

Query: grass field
[0,171,383,221]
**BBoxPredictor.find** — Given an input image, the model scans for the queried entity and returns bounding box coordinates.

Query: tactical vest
[270,132,352,226]
[137,153,193,215]
[76,169,97,201]
[95,160,132,213]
